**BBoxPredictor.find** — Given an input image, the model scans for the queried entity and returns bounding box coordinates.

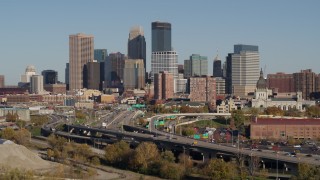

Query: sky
[0,0,319,85]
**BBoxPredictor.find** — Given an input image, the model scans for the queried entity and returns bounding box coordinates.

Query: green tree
[231,110,247,128]
[30,115,49,126]
[202,159,237,180]
[161,150,175,163]
[47,134,67,151]
[129,142,160,173]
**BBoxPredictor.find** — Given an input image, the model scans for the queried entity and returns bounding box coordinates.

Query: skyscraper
[41,70,58,84]
[151,21,178,85]
[94,49,108,62]
[231,44,260,96]
[152,21,171,52]
[293,69,316,100]
[213,54,222,77]
[0,75,4,88]
[69,33,94,90]
[30,75,44,94]
[128,26,146,70]
[184,54,208,78]
[65,63,69,90]
[123,59,145,90]
[105,52,125,88]
[83,61,100,90]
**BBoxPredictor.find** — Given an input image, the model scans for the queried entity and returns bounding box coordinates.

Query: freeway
[148,114,320,166]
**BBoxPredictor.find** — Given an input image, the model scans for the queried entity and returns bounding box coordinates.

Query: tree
[1,128,15,140]
[104,140,132,167]
[265,107,284,116]
[202,159,237,180]
[161,150,175,163]
[30,115,49,126]
[13,128,30,146]
[47,134,67,151]
[159,162,185,180]
[231,110,247,128]
[305,105,320,118]
[129,142,160,172]
[296,163,320,180]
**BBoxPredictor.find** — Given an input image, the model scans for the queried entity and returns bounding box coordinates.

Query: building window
[280,131,286,137]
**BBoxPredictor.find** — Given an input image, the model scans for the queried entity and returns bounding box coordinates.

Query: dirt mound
[0,143,52,170]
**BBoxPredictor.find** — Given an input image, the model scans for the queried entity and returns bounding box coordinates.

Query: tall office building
[231,44,260,97]
[213,54,222,77]
[20,65,36,83]
[123,59,145,90]
[65,63,69,90]
[151,21,178,84]
[94,49,108,62]
[154,71,174,100]
[83,61,100,90]
[41,70,58,84]
[225,53,233,94]
[69,33,94,90]
[152,22,171,52]
[151,51,178,80]
[105,52,125,87]
[30,75,44,94]
[128,26,146,70]
[184,54,208,78]
[0,75,4,88]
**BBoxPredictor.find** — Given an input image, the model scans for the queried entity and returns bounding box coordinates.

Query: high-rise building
[151,51,178,80]
[293,69,316,100]
[231,44,260,97]
[105,52,125,88]
[41,70,58,84]
[128,26,146,70]
[65,63,69,90]
[178,64,184,73]
[225,53,233,94]
[69,33,94,90]
[94,49,108,62]
[152,21,171,52]
[184,54,208,78]
[267,72,294,93]
[188,76,216,108]
[215,77,226,95]
[123,59,145,90]
[83,61,100,90]
[20,65,36,83]
[0,75,4,88]
[213,54,222,77]
[154,71,174,100]
[30,75,44,94]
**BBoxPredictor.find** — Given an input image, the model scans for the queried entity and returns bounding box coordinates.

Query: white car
[294,145,301,148]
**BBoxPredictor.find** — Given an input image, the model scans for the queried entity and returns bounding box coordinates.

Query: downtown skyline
[0,0,319,85]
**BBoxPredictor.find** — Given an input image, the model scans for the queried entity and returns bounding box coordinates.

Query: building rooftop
[253,118,320,125]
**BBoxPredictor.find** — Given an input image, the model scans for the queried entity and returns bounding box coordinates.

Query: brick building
[154,71,174,100]
[251,118,320,140]
[188,76,216,108]
[267,73,294,93]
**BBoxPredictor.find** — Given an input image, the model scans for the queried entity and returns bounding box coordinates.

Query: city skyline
[0,1,319,85]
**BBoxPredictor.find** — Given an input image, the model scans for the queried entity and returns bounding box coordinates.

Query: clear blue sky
[0,0,319,85]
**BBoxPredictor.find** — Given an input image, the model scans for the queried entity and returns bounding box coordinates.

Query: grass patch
[194,120,227,128]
